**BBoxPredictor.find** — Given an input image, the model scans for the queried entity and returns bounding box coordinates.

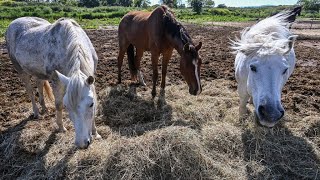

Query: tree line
[7,0,320,15]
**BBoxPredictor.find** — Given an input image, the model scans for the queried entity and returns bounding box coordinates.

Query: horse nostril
[258,105,266,116]
[84,139,91,149]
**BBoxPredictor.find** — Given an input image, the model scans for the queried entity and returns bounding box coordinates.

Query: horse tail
[127,44,137,76]
[43,81,54,101]
[285,6,302,23]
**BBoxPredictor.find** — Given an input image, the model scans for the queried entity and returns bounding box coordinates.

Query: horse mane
[52,18,95,110]
[231,9,299,57]
[53,18,94,77]
[161,5,193,45]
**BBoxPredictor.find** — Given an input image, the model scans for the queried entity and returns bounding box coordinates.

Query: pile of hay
[0,79,319,179]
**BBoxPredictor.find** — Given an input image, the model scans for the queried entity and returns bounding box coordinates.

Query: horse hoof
[140,82,147,86]
[58,127,67,132]
[30,113,39,119]
[94,133,102,140]
[40,108,47,115]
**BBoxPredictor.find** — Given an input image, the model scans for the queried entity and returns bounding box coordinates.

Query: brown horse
[117,5,202,98]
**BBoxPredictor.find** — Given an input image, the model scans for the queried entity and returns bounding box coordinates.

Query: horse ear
[55,70,70,86]
[183,43,191,52]
[285,35,298,54]
[86,76,95,85]
[195,42,202,51]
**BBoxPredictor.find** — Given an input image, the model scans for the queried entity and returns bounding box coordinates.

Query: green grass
[0,3,309,38]
[0,19,11,39]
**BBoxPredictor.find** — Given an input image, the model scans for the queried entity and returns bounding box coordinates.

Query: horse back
[118,6,168,51]
[6,17,97,79]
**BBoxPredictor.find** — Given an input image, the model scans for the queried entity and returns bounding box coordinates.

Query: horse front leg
[20,73,39,119]
[52,81,67,132]
[92,119,101,139]
[135,49,146,86]
[238,83,250,118]
[151,53,160,98]
[160,49,173,96]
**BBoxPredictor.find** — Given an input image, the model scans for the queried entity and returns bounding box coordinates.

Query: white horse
[232,9,300,127]
[6,17,100,148]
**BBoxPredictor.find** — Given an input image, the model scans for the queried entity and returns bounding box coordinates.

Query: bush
[63,6,74,12]
[0,0,18,7]
[32,7,43,17]
[209,8,231,16]
[51,6,62,12]
[43,6,52,15]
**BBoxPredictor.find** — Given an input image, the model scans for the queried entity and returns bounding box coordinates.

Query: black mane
[162,6,192,45]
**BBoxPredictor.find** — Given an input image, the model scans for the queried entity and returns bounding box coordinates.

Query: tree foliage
[159,0,177,8]
[133,0,150,7]
[117,0,132,6]
[203,0,214,7]
[297,0,320,12]
[217,3,227,8]
[190,0,203,14]
[79,0,100,7]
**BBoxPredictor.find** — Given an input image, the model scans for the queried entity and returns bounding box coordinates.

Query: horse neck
[167,35,191,55]
[66,44,93,78]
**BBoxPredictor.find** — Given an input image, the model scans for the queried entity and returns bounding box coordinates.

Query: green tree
[217,3,226,8]
[79,0,100,7]
[189,0,203,14]
[118,0,132,6]
[134,0,150,7]
[101,0,117,6]
[203,0,214,7]
[159,0,177,8]
[297,0,320,12]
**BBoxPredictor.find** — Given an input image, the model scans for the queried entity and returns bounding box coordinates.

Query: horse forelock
[66,71,95,111]
[231,11,295,57]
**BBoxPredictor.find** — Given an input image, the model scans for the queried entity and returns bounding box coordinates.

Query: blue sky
[150,0,298,7]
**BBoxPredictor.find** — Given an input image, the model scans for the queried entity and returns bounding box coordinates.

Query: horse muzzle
[256,103,285,127]
[76,137,91,149]
[189,86,202,96]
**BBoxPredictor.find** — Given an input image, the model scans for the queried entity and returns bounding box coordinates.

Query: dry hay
[0,79,319,179]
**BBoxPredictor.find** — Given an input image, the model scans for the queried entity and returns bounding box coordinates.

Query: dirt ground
[0,23,319,179]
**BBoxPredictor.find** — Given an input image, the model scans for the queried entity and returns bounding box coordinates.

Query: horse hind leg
[36,79,46,114]
[117,47,126,84]
[20,73,40,119]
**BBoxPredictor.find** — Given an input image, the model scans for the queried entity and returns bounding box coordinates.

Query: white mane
[232,12,296,57]
[55,18,96,110]
[56,18,94,77]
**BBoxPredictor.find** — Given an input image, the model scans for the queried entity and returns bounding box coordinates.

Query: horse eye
[283,68,288,75]
[89,103,94,107]
[250,65,257,72]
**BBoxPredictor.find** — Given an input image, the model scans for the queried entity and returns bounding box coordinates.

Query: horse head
[56,70,97,148]
[180,42,202,95]
[244,36,297,127]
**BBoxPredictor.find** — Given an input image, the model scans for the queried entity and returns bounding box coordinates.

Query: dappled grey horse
[6,17,100,148]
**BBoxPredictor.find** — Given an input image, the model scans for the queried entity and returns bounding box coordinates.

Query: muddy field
[0,24,319,179]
